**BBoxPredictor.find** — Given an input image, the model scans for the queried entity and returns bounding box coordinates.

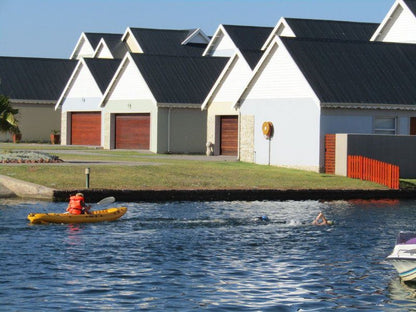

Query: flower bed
[0,151,63,163]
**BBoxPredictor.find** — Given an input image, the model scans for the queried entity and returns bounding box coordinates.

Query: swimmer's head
[327,220,334,225]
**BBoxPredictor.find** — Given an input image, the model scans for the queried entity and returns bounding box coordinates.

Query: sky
[0,0,394,59]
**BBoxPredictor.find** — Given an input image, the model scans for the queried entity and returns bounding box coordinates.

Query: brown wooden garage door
[115,114,150,149]
[220,116,238,156]
[71,112,101,146]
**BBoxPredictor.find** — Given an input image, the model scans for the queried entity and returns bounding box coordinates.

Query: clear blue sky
[0,0,393,59]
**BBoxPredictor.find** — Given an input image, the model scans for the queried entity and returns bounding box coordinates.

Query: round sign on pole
[262,121,273,139]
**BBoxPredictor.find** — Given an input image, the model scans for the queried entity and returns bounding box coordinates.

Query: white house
[202,25,273,156]
[235,35,416,172]
[56,58,121,146]
[99,53,229,153]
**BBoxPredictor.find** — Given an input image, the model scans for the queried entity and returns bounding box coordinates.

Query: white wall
[210,31,238,57]
[375,3,416,43]
[74,38,95,59]
[61,64,103,112]
[240,42,321,171]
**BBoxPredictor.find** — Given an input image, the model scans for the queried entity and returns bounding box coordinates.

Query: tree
[0,95,19,135]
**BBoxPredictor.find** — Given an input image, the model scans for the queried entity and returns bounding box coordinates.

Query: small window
[374,117,396,134]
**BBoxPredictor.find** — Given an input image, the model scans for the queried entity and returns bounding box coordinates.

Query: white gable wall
[60,63,103,112]
[59,62,105,146]
[95,44,113,59]
[73,37,95,59]
[240,42,321,171]
[373,2,416,43]
[108,59,153,100]
[102,58,158,151]
[210,31,238,57]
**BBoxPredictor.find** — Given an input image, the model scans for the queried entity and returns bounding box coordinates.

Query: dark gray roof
[222,25,273,51]
[404,0,416,16]
[83,58,121,93]
[281,37,416,105]
[129,28,207,56]
[240,49,264,70]
[284,18,379,41]
[0,57,76,101]
[84,33,111,49]
[130,54,229,104]
[99,34,128,59]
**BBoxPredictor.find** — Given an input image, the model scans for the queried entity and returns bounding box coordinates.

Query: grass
[0,143,389,190]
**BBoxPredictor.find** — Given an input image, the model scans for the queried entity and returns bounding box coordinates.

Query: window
[374,117,396,134]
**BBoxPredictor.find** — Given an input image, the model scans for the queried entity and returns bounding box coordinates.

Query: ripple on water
[1,199,416,311]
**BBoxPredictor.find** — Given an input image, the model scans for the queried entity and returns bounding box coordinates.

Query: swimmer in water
[256,215,270,222]
[312,212,333,226]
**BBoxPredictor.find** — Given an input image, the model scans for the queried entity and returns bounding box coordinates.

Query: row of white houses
[2,0,416,173]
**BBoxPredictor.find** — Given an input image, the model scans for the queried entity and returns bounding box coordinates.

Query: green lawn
[0,143,389,190]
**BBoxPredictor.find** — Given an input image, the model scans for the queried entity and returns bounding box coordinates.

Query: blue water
[1,199,416,311]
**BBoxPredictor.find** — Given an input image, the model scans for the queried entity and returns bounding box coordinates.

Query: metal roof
[98,34,128,59]
[83,59,121,93]
[130,54,229,104]
[284,18,379,41]
[404,0,416,16]
[0,57,76,101]
[222,25,273,52]
[281,37,416,105]
[129,28,207,56]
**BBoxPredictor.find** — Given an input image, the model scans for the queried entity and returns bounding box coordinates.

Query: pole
[85,167,90,189]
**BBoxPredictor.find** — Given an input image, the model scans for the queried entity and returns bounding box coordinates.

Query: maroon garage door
[71,112,101,146]
[115,114,150,149]
[220,116,238,156]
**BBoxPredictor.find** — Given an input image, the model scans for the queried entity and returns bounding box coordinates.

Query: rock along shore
[53,188,416,203]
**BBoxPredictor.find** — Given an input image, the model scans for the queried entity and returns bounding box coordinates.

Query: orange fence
[347,155,400,189]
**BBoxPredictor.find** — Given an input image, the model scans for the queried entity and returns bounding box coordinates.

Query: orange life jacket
[67,195,85,215]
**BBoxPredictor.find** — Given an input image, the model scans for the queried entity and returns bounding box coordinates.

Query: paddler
[66,192,91,215]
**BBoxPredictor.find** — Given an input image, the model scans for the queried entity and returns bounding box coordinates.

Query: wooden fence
[347,155,400,189]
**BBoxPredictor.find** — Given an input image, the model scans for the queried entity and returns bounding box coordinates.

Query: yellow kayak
[28,207,127,224]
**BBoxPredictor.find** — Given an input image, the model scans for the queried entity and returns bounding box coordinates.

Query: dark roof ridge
[284,17,379,26]
[280,36,416,46]
[222,24,273,29]
[0,56,71,61]
[128,27,197,32]
[129,53,227,60]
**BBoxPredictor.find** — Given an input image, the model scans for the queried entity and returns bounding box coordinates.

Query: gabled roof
[56,58,121,108]
[284,18,379,41]
[222,25,273,52]
[123,53,229,104]
[204,24,272,69]
[262,18,379,50]
[123,27,209,56]
[70,32,124,59]
[94,35,128,59]
[371,0,416,42]
[83,59,122,93]
[281,37,416,105]
[0,57,76,101]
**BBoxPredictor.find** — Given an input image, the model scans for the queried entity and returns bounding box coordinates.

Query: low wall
[335,134,416,178]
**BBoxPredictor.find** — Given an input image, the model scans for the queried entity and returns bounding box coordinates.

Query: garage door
[220,116,238,156]
[115,114,150,149]
[71,112,101,146]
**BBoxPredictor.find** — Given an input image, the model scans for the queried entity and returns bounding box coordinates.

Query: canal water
[1,199,416,311]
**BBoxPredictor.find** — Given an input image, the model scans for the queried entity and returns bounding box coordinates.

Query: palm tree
[0,95,19,135]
